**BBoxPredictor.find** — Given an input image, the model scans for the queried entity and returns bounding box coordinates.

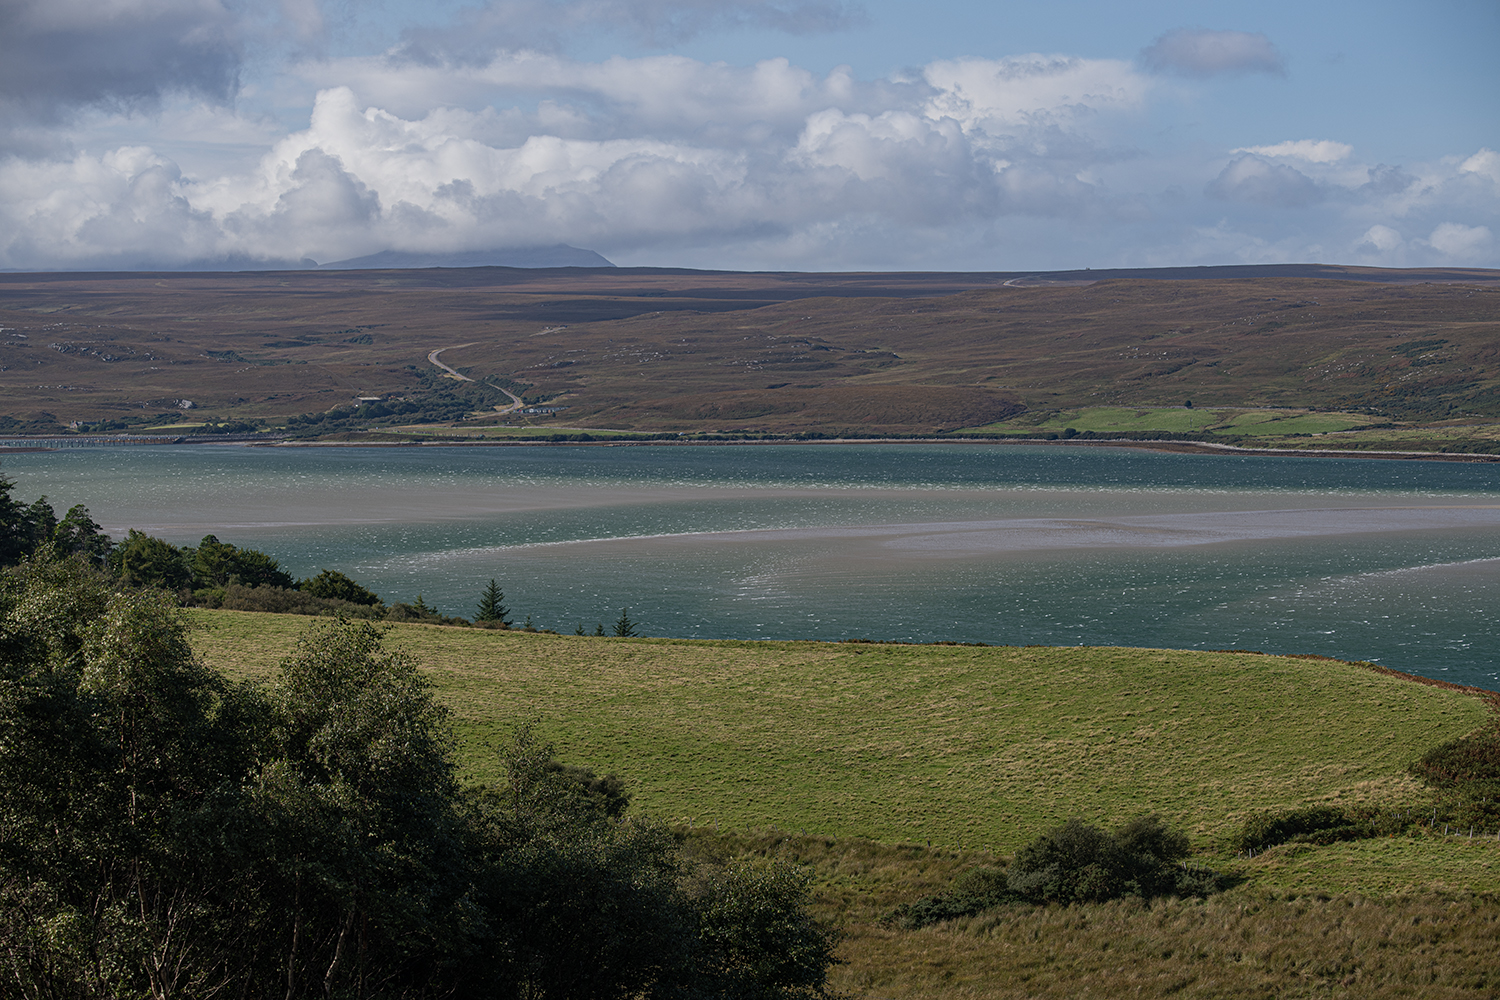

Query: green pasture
[963,406,1375,437]
[387,424,646,439]
[189,610,1489,859]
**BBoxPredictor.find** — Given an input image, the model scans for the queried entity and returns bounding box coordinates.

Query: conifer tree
[476,578,511,626]
[612,608,638,637]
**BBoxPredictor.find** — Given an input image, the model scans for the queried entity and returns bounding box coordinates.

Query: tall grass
[835,892,1500,999]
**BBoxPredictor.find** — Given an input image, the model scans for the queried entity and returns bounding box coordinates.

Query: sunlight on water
[5,443,1498,689]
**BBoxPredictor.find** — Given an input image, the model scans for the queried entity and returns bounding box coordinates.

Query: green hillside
[191,611,1490,853]
[192,610,1500,997]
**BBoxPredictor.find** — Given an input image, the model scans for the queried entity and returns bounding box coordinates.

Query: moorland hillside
[1,265,1496,449]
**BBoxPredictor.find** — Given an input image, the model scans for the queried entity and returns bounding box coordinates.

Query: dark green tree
[0,465,58,567]
[111,528,192,590]
[613,607,639,637]
[296,567,383,606]
[190,534,295,590]
[688,859,840,999]
[0,554,270,997]
[51,504,114,565]
[0,560,838,1000]
[475,578,511,625]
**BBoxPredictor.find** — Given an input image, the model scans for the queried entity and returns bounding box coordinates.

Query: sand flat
[484,504,1500,560]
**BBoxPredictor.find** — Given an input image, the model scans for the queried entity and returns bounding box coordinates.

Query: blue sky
[0,0,1494,271]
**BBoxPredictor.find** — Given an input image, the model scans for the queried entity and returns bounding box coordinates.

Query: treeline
[282,370,515,439]
[0,554,837,999]
[0,468,532,629]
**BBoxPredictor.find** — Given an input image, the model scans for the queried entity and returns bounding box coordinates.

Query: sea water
[5,442,1498,689]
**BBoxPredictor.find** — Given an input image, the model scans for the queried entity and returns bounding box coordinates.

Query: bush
[895,865,1011,928]
[1411,728,1500,794]
[896,814,1222,927]
[196,582,386,618]
[1232,806,1371,853]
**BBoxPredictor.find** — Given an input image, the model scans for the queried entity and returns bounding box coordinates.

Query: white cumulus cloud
[1426,221,1493,259]
[1459,148,1500,184]
[0,46,1496,272]
[1206,154,1321,207]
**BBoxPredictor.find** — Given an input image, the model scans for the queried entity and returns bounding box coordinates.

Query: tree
[296,567,383,607]
[613,607,639,637]
[0,465,58,567]
[0,554,270,998]
[52,504,114,565]
[688,860,840,1000]
[475,578,511,625]
[111,528,192,590]
[0,562,838,1000]
[190,534,295,590]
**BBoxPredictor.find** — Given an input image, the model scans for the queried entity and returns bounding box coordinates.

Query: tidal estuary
[6,442,1499,689]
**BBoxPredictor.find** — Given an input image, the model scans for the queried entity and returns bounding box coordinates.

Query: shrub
[1411,728,1500,794]
[197,582,386,618]
[895,865,1011,928]
[1232,806,1370,853]
[897,814,1221,927]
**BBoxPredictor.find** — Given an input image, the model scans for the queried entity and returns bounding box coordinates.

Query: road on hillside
[428,344,525,413]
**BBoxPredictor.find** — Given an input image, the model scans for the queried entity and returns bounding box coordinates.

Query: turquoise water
[5,443,1498,689]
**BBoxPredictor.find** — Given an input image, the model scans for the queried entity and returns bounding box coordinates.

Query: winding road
[428,344,524,413]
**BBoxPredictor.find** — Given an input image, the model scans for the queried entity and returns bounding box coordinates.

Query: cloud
[1426,221,1492,259]
[395,0,863,61]
[1361,164,1416,196]
[1356,224,1403,253]
[1206,154,1321,207]
[1459,148,1500,184]
[922,55,1150,135]
[0,0,242,129]
[1140,27,1285,78]
[1233,139,1351,164]
[0,49,1494,272]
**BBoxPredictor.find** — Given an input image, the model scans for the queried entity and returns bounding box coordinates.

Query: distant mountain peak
[318,246,614,270]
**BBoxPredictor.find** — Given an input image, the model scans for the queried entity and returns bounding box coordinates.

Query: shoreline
[6,435,1500,463]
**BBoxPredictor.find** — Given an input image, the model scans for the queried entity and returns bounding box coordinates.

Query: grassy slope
[190,611,1490,855]
[193,610,1500,996]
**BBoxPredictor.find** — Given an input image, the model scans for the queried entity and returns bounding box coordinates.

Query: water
[5,442,1498,689]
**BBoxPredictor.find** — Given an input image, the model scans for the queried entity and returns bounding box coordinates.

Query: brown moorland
[0,263,1496,442]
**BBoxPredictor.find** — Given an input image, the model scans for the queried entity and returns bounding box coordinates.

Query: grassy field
[191,609,1500,995]
[189,611,1491,855]
[963,406,1379,437]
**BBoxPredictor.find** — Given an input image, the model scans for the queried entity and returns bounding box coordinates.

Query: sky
[0,0,1495,272]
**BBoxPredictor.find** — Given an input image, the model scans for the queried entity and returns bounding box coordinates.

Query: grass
[963,407,1377,438]
[190,610,1500,995]
[832,891,1500,998]
[691,829,1500,997]
[189,611,1489,854]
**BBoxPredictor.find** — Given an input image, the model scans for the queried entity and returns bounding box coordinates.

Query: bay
[5,442,1498,689]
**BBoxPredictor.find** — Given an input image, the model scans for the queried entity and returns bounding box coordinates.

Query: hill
[191,611,1500,997]
[0,264,1496,448]
[191,610,1494,860]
